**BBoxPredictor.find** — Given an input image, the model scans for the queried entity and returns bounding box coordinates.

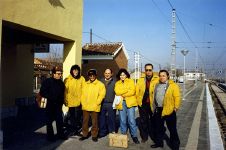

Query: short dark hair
[88,69,97,76]
[70,65,81,79]
[52,66,62,74]
[159,69,170,78]
[116,68,130,80]
[145,63,153,69]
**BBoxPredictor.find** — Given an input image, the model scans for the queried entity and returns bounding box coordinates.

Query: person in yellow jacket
[114,68,140,144]
[64,65,85,136]
[150,70,181,150]
[135,63,159,143]
[79,69,106,142]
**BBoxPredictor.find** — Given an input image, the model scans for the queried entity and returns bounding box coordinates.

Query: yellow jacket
[150,79,181,116]
[136,73,159,106]
[64,75,85,107]
[81,79,106,112]
[114,78,137,110]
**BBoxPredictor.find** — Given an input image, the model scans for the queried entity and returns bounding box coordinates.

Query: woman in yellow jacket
[64,65,85,135]
[150,70,181,150]
[79,69,106,142]
[114,68,140,144]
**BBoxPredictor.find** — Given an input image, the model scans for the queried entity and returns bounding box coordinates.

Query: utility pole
[90,28,92,44]
[134,52,140,84]
[170,9,176,80]
[195,48,198,85]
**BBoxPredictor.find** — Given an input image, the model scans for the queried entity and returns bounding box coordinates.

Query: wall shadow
[1,103,65,149]
[48,0,65,9]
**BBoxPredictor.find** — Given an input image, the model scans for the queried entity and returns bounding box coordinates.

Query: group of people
[39,63,181,150]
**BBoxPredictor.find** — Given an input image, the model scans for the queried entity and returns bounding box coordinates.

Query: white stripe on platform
[184,85,196,98]
[206,83,224,150]
[200,85,205,101]
[185,86,204,150]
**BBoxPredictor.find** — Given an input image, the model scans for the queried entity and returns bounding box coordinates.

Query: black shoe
[141,138,148,143]
[150,144,163,148]
[76,132,83,137]
[132,137,140,144]
[72,131,79,136]
[98,134,106,139]
[79,136,88,141]
[92,137,98,142]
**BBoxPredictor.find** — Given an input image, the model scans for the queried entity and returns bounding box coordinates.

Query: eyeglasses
[88,74,96,77]
[145,69,152,72]
[56,73,62,75]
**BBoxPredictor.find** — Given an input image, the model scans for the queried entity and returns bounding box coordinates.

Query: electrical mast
[134,52,140,84]
[170,9,176,80]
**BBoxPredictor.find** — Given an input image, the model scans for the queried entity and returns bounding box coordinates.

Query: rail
[209,83,226,147]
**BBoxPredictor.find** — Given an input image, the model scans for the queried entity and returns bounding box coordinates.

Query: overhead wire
[83,31,111,43]
[151,0,171,24]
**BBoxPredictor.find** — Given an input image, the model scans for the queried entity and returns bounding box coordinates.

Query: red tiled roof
[82,42,122,55]
[34,58,62,70]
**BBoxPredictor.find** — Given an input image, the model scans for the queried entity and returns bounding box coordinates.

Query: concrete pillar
[0,20,2,108]
[63,42,81,79]
[1,43,33,118]
[0,19,3,149]
[16,44,34,98]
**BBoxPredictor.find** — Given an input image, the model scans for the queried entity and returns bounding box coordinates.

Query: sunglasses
[145,69,152,72]
[88,74,96,77]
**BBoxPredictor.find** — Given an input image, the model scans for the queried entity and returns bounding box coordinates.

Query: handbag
[112,95,122,109]
[109,133,128,148]
[36,92,47,108]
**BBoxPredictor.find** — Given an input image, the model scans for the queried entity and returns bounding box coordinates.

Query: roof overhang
[113,43,129,60]
[82,55,114,60]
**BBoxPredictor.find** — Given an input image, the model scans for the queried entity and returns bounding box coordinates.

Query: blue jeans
[119,101,137,138]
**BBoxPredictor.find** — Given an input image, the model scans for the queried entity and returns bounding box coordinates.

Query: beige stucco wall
[0,0,83,41]
[1,0,83,74]
[0,0,83,108]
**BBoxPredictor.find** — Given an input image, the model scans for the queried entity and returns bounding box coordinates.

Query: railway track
[209,83,226,148]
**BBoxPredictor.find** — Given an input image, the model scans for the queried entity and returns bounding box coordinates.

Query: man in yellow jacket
[64,65,85,136]
[136,63,159,143]
[79,69,106,142]
[150,70,181,150]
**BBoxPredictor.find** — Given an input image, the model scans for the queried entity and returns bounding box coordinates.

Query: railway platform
[1,81,225,150]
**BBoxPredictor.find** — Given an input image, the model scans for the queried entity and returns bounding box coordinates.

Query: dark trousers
[82,110,98,138]
[153,107,180,150]
[68,106,82,133]
[46,103,64,138]
[99,103,116,136]
[138,103,155,141]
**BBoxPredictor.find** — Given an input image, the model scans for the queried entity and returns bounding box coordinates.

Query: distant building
[185,72,206,81]
[34,58,62,90]
[82,42,129,79]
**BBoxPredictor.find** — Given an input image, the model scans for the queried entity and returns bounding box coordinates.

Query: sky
[82,0,226,76]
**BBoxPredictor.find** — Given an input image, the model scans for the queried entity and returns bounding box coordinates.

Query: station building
[0,0,83,118]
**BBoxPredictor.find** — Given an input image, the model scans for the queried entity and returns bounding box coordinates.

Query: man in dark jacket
[98,68,116,138]
[40,66,65,141]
